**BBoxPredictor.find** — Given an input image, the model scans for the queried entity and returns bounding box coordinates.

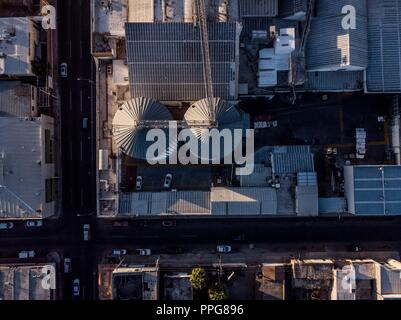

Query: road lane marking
[69,91,73,111]
[144,235,160,239]
[80,90,83,112]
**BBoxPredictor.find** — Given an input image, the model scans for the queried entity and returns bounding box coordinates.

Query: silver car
[217,245,232,253]
[60,62,67,77]
[163,174,173,189]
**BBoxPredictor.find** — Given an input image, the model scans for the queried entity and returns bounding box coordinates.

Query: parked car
[136,249,151,256]
[0,222,14,230]
[64,258,72,273]
[136,176,143,191]
[216,245,232,253]
[19,250,36,259]
[83,224,90,241]
[25,220,43,228]
[73,279,80,296]
[163,174,173,189]
[60,62,68,77]
[82,117,88,129]
[113,221,129,227]
[162,220,176,227]
[112,249,127,256]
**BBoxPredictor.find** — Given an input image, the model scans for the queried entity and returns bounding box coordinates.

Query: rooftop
[0,81,35,117]
[94,0,127,36]
[0,264,55,300]
[344,165,401,215]
[0,17,33,75]
[125,22,241,101]
[256,264,286,300]
[366,0,401,93]
[111,267,159,300]
[119,187,278,216]
[163,273,193,300]
[0,115,55,219]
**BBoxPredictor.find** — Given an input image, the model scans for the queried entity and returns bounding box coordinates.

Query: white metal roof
[0,17,31,75]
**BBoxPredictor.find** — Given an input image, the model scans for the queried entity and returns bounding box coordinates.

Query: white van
[0,222,13,230]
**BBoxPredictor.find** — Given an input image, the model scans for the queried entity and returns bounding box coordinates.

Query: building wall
[344,165,355,214]
[40,115,56,218]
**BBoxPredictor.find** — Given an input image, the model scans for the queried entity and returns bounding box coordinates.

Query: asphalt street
[1,0,401,302]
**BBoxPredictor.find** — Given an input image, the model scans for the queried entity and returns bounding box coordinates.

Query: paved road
[1,1,401,302]
[57,0,96,300]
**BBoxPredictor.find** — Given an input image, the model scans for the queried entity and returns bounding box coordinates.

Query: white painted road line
[69,91,73,111]
[144,235,160,239]
[80,90,83,112]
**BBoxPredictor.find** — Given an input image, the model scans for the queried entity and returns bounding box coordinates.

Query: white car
[19,250,36,259]
[112,249,127,256]
[136,249,151,256]
[136,176,143,191]
[0,222,13,230]
[217,245,232,253]
[83,224,90,241]
[73,279,80,296]
[163,174,173,189]
[60,62,67,77]
[25,220,43,228]
[64,258,72,273]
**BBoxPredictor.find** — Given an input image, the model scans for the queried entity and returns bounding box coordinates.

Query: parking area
[246,93,389,149]
[121,164,234,192]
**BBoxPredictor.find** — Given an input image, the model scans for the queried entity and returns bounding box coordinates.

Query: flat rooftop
[0,264,55,300]
[0,81,34,117]
[0,116,54,219]
[0,17,31,75]
[94,0,127,36]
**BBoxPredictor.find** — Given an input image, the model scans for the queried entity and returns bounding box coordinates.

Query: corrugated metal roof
[119,191,210,215]
[380,265,401,295]
[366,0,401,93]
[303,71,364,91]
[0,81,33,117]
[296,185,318,215]
[279,0,308,19]
[238,164,271,187]
[0,17,31,75]
[211,187,277,215]
[318,197,347,214]
[239,0,278,17]
[184,98,243,162]
[119,187,277,216]
[307,16,368,71]
[112,97,176,160]
[317,0,367,18]
[346,165,401,215]
[297,172,317,186]
[126,22,241,101]
[271,146,314,175]
[0,117,46,219]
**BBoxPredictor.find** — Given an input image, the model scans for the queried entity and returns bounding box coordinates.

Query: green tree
[208,283,228,300]
[190,268,208,290]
